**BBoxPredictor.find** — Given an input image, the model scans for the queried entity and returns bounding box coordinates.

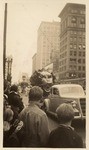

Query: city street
[2,2,86,148]
[21,93,86,148]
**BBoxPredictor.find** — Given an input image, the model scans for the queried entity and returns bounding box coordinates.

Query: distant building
[58,3,86,80]
[36,21,60,70]
[32,53,37,73]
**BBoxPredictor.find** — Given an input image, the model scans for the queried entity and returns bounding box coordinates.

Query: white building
[36,21,60,70]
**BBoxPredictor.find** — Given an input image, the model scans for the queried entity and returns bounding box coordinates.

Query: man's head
[29,86,43,101]
[10,84,18,92]
[56,103,74,124]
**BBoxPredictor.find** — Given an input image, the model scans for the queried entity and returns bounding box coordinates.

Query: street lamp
[6,56,13,84]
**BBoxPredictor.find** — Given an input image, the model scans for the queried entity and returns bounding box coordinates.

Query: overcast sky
[0,0,87,83]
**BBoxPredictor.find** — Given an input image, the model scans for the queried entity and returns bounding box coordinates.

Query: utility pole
[3,3,7,81]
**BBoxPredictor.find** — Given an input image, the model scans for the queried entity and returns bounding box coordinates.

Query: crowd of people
[3,83,84,148]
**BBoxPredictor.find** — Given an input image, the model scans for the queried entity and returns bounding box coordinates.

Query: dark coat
[3,119,24,147]
[47,124,83,148]
[8,91,24,112]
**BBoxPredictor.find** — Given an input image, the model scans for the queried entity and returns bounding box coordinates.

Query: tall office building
[59,3,86,80]
[36,21,60,70]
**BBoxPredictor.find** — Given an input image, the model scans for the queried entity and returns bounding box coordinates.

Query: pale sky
[1,0,87,83]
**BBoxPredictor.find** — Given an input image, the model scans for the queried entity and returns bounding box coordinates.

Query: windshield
[59,86,85,97]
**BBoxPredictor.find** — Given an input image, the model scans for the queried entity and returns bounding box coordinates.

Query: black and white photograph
[0,0,87,148]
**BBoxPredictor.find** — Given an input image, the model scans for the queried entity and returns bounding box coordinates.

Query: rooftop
[58,3,86,18]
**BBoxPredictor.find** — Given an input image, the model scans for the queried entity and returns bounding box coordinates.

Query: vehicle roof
[52,84,82,88]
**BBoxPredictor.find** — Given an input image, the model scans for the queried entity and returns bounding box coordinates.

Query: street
[21,93,86,148]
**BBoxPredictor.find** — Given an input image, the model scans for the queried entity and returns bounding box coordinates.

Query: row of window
[60,31,85,46]
[70,23,85,28]
[70,44,85,50]
[78,59,85,63]
[59,72,85,79]
[69,65,85,71]
[70,51,85,57]
[60,36,85,46]
[70,31,85,35]
[70,57,85,62]
[61,16,85,32]
[59,59,67,66]
[60,43,85,52]
[70,51,77,56]
[78,73,85,78]
[70,36,85,43]
[69,65,77,70]
[59,66,85,73]
[59,58,85,68]
[59,66,66,72]
[78,66,85,71]
[71,17,85,24]
[70,9,85,15]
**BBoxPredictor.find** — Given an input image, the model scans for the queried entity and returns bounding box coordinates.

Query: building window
[83,66,85,71]
[83,37,85,43]
[69,65,72,70]
[78,73,81,77]
[80,18,85,24]
[71,9,77,13]
[70,58,76,62]
[83,59,85,63]
[78,66,81,70]
[82,73,85,77]
[78,59,81,63]
[71,17,77,23]
[74,44,77,49]
[79,51,82,56]
[79,37,82,43]
[80,10,85,14]
[79,18,85,28]
[71,17,77,27]
[83,52,85,56]
[79,31,82,35]
[79,44,82,49]
[83,45,85,50]
[74,51,77,56]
